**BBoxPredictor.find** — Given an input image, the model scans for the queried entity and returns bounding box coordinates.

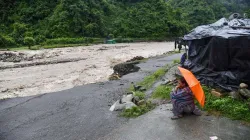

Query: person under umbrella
[170,77,202,120]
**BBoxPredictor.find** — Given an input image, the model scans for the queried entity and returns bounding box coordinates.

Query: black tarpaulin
[183,18,250,91]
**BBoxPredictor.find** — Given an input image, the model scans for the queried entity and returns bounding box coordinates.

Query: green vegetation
[121,101,155,118]
[137,68,166,90]
[203,86,250,122]
[152,85,172,99]
[134,91,146,100]
[24,37,35,49]
[1,0,249,49]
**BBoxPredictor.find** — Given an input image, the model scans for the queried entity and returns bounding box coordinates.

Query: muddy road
[0,42,174,99]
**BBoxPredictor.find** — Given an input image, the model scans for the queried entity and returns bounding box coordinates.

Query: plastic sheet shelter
[183,18,250,91]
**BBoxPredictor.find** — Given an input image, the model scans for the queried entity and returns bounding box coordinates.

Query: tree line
[0,0,249,48]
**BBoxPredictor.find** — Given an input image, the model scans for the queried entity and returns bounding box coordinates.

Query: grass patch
[134,91,146,100]
[203,86,250,122]
[137,67,167,90]
[152,85,173,99]
[121,101,155,118]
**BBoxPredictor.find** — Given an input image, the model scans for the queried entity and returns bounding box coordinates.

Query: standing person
[180,53,187,67]
[170,77,202,120]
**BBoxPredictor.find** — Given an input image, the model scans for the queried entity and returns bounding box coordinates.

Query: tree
[24,37,35,49]
[0,34,16,48]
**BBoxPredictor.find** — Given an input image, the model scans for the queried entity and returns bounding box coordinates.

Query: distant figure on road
[180,53,187,67]
[170,77,201,120]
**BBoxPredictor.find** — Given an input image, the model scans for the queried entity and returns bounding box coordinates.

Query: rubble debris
[126,56,144,62]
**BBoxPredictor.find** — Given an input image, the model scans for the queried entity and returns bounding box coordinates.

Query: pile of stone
[228,83,250,100]
[109,92,139,111]
[211,83,250,101]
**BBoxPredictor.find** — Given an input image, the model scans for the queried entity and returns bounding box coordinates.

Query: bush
[24,37,35,49]
[0,34,17,48]
[12,23,27,44]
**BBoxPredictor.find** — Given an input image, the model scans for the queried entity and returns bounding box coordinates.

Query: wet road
[102,104,250,140]
[0,54,182,140]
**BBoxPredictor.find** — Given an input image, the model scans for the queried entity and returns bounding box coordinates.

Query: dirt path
[0,42,174,99]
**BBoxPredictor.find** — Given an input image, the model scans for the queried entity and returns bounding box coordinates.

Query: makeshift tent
[183,17,250,91]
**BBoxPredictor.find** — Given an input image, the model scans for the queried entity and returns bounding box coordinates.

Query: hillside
[0,0,249,48]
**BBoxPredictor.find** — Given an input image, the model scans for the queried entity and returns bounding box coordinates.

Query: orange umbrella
[178,67,205,107]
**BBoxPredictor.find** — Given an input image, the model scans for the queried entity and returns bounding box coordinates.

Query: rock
[211,90,222,97]
[228,91,242,100]
[240,83,248,89]
[109,100,126,111]
[125,102,137,109]
[239,89,250,99]
[121,94,134,103]
[138,100,146,106]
